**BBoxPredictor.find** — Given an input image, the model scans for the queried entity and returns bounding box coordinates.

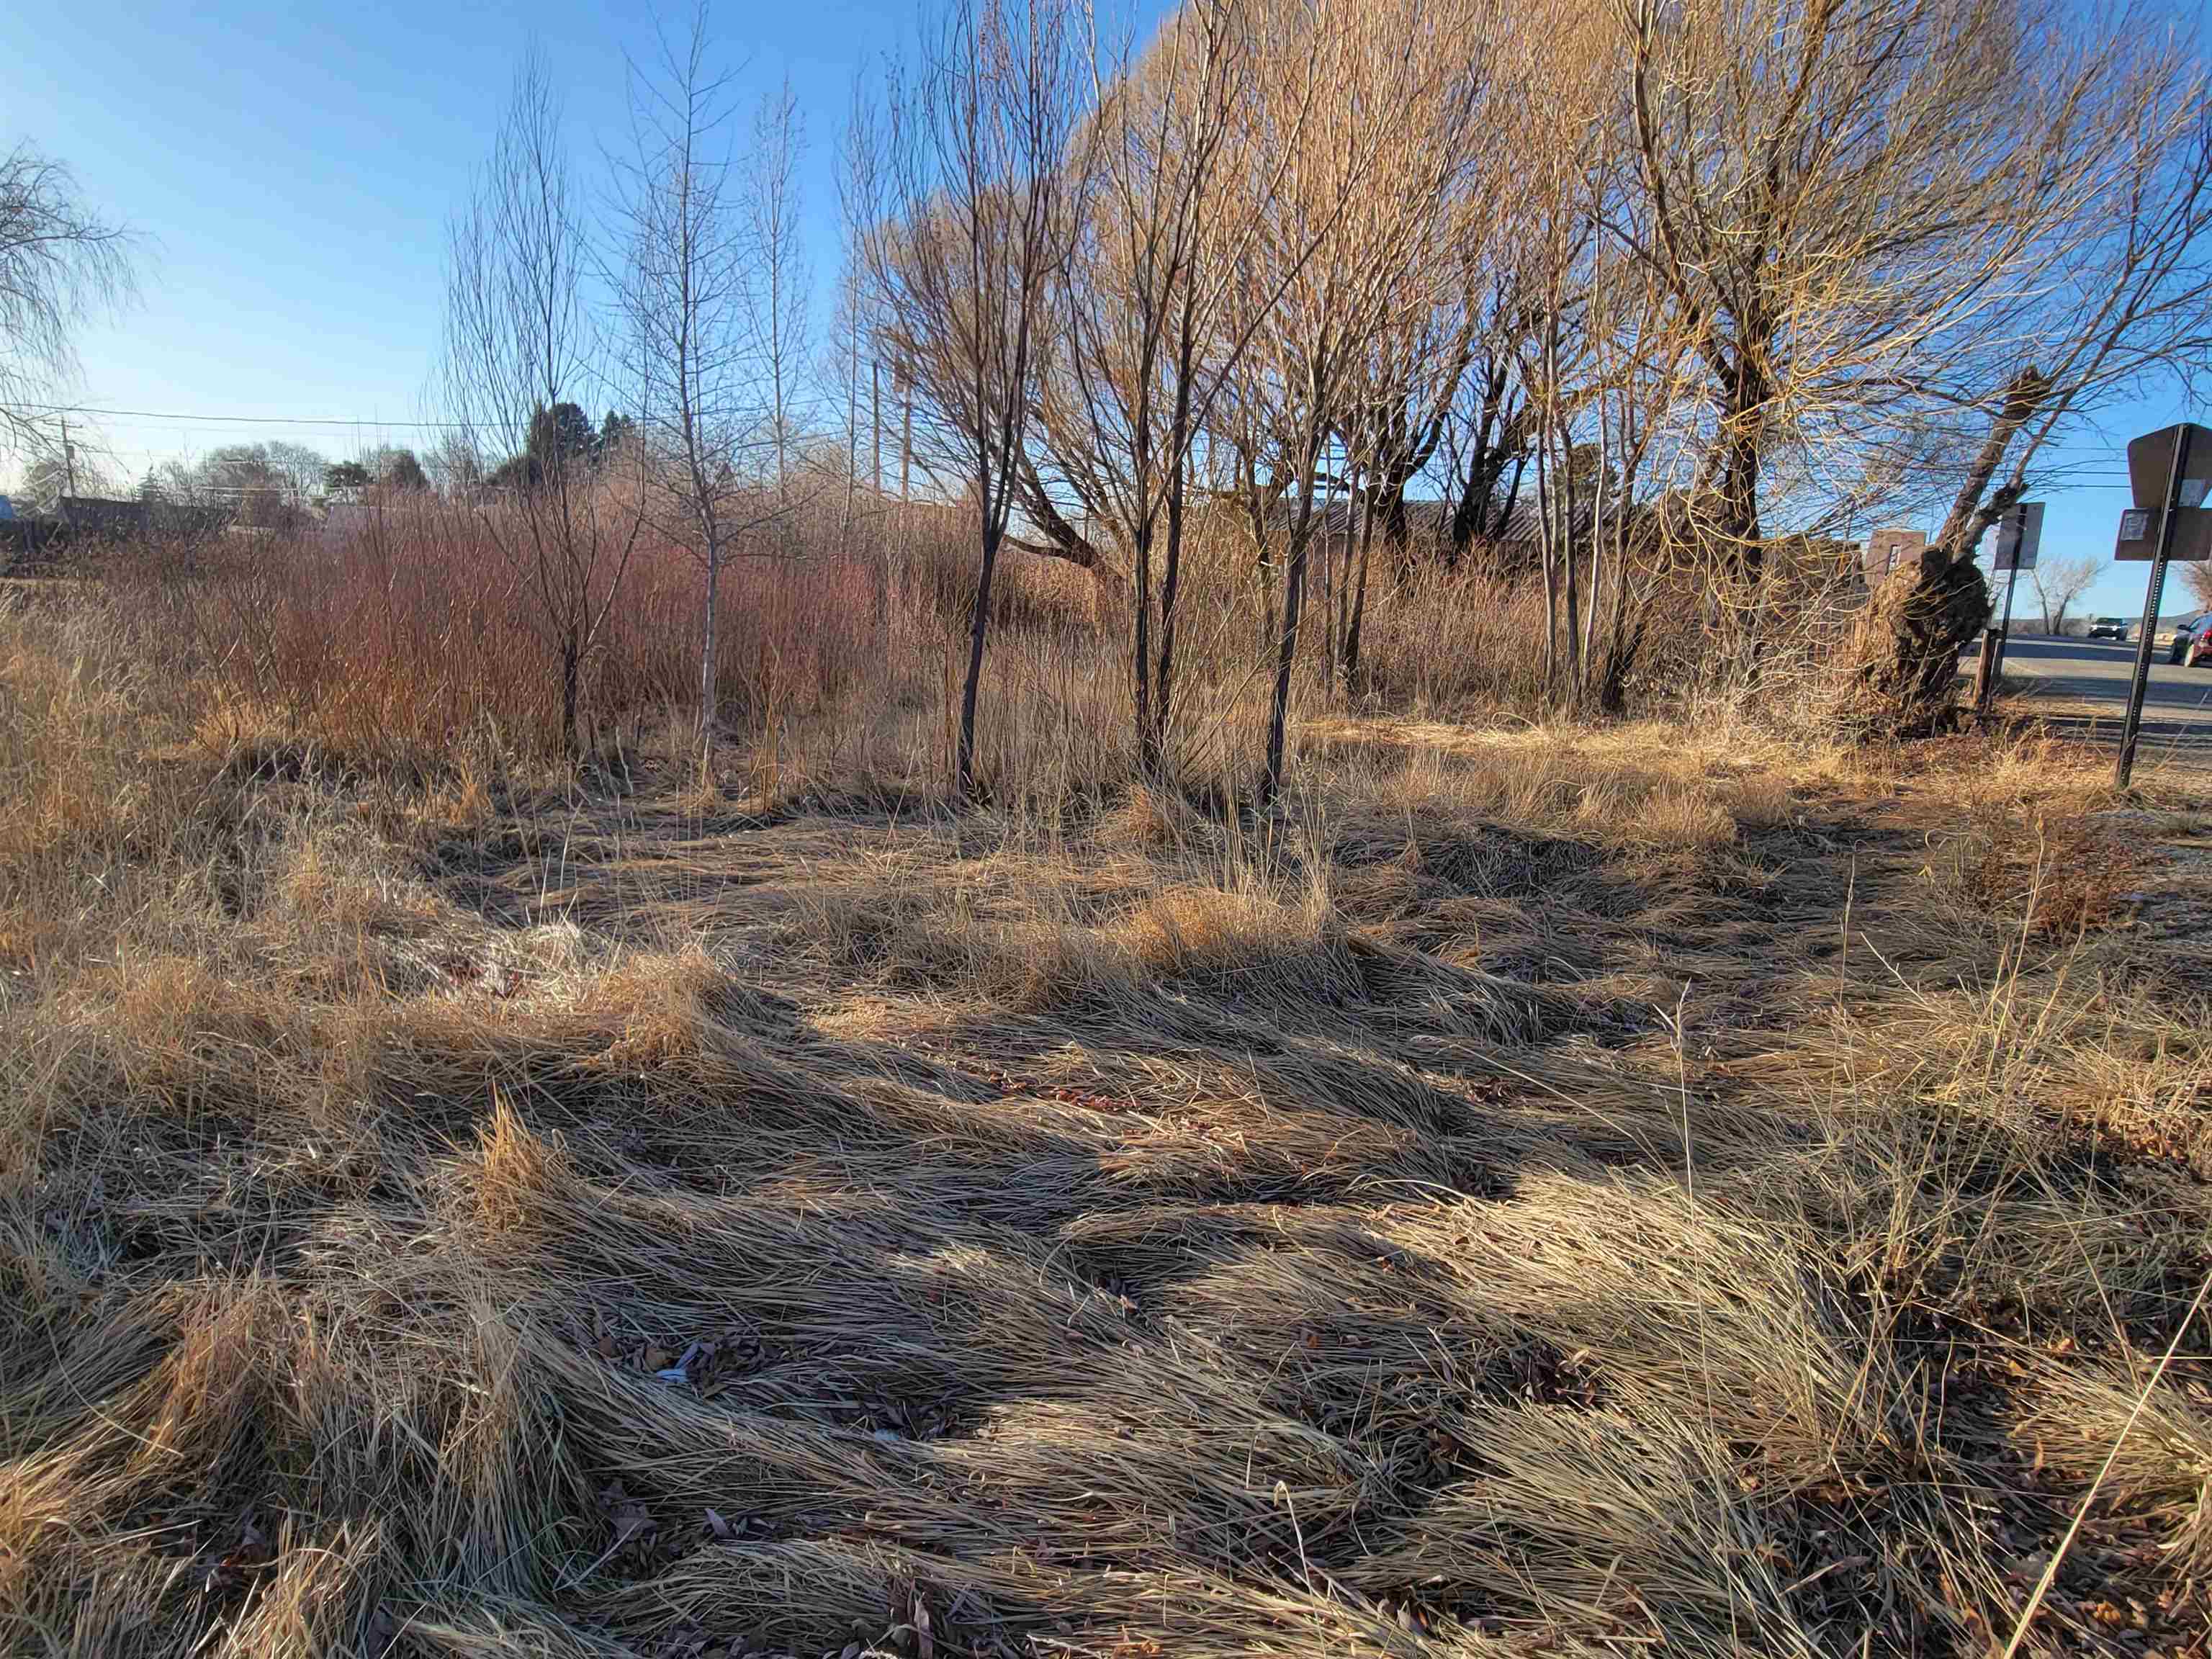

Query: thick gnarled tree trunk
[1835,368,2045,739]
[1835,549,1991,738]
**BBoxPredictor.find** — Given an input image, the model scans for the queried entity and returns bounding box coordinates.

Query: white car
[2170,612,2211,666]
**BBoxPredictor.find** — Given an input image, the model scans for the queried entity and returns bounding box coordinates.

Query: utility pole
[871,362,881,500]
[843,313,858,542]
[900,378,912,504]
[60,414,79,496]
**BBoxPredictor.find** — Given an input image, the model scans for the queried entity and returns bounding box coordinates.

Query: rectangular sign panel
[1863,527,1925,588]
[2127,423,2212,509]
[1992,500,2045,572]
[2115,505,2212,562]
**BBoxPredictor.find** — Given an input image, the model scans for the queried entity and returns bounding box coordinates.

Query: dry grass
[2,578,2210,1659]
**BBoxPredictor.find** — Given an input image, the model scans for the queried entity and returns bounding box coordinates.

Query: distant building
[58,495,153,539]
[1,495,231,572]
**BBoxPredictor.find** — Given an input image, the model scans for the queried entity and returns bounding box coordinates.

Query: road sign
[2117,421,2206,788]
[2115,505,2212,562]
[2117,422,2212,562]
[1863,527,1925,588]
[1984,500,2045,693]
[2128,423,2212,508]
[1991,500,2044,572]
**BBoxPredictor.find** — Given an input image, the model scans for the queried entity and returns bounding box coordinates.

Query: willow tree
[1208,0,1493,801]
[1831,5,2212,734]
[1025,0,1370,776]
[850,0,1084,801]
[1334,58,1529,689]
[0,143,136,462]
[1616,0,2211,727]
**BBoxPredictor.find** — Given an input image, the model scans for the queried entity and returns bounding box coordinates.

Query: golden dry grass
[2,584,2210,1659]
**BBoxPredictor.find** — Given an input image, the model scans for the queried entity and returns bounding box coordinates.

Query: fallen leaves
[641,1583,938,1659]
[582,1310,765,1396]
[595,1480,660,1569]
[200,1514,271,1599]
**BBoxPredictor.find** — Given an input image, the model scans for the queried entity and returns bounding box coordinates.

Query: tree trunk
[1317,462,1338,693]
[1258,546,1279,660]
[1449,363,1511,562]
[1836,367,2046,739]
[1133,508,1156,780]
[1151,450,1190,777]
[958,521,1000,801]
[1334,464,1360,696]
[1560,461,1582,697]
[1835,549,1990,739]
[699,532,720,764]
[1264,446,1323,806]
[1262,525,1312,806]
[562,639,582,760]
[1535,434,1557,696]
[1343,476,1380,693]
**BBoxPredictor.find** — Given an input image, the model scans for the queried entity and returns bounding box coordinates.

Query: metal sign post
[1995,562,2022,672]
[2116,424,2208,788]
[1989,500,2044,682]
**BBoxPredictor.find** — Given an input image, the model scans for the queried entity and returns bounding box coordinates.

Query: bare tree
[1220,0,1488,801]
[424,430,485,498]
[1327,7,1526,693]
[1579,153,1705,713]
[1616,1,2190,643]
[1515,65,1602,704]
[1840,12,2212,731]
[2183,560,2212,613]
[850,0,1084,802]
[264,439,331,503]
[1437,265,1539,563]
[744,76,811,495]
[147,441,322,526]
[1022,0,1305,775]
[445,55,642,757]
[2031,554,2103,636]
[1619,0,2046,574]
[17,445,114,511]
[616,4,765,764]
[0,143,137,462]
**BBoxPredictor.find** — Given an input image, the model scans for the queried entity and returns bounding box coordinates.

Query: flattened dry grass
[3,592,2210,1659]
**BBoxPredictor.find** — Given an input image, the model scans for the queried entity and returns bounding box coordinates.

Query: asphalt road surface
[1983,634,2212,766]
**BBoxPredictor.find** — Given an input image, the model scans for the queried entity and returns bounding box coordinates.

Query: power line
[13,403,2168,469]
[10,401,471,431]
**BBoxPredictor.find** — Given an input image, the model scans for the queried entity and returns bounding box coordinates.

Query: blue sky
[3,0,882,474]
[3,0,2201,616]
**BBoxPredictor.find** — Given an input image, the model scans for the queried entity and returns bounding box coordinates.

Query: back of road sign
[2115,506,2212,562]
[1863,527,1925,587]
[2117,423,2212,561]
[2128,423,2212,511]
[1992,501,2044,572]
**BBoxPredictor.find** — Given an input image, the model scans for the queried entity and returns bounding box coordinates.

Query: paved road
[1983,634,2212,765]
